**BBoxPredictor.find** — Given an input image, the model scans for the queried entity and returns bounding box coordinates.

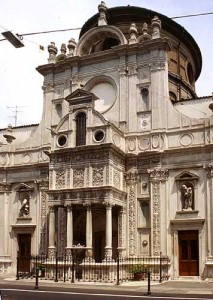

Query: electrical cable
[0,11,212,42]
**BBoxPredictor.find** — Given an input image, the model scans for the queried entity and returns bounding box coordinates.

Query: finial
[138,23,151,42]
[98,1,107,26]
[3,124,16,143]
[151,16,161,39]
[67,38,77,57]
[60,43,67,55]
[128,23,138,44]
[47,42,58,63]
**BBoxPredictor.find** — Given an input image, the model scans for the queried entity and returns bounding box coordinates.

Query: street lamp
[2,31,24,48]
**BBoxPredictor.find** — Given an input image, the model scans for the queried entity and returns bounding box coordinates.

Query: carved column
[148,168,168,256]
[126,171,138,257]
[66,205,73,258]
[204,164,213,257]
[37,180,49,255]
[103,201,114,260]
[83,202,94,261]
[48,205,56,258]
[118,206,127,258]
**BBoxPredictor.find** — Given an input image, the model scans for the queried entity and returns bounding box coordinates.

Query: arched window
[76,112,86,146]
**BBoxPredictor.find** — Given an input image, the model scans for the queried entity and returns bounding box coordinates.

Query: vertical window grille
[76,112,86,146]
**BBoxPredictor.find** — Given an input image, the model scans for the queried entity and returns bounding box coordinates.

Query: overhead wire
[0,11,212,43]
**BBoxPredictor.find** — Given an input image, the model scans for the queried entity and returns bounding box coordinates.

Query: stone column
[48,205,56,258]
[103,201,114,260]
[83,202,93,261]
[66,205,73,258]
[148,168,168,256]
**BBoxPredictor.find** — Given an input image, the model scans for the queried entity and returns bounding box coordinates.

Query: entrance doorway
[178,230,199,276]
[18,234,31,273]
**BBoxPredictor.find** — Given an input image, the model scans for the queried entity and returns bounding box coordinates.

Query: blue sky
[0,0,212,128]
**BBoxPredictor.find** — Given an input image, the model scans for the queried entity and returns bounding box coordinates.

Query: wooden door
[18,234,31,273]
[178,230,199,276]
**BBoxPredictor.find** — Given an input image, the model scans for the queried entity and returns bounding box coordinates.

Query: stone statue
[181,184,193,210]
[19,198,29,217]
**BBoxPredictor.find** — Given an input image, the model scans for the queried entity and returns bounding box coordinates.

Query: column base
[48,246,56,259]
[103,247,114,261]
[65,247,73,260]
[83,248,95,262]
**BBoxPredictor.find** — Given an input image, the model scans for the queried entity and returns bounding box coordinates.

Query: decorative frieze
[48,187,126,203]
[50,150,109,164]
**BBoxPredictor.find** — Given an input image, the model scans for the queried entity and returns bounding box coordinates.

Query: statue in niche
[181,184,193,210]
[19,198,30,217]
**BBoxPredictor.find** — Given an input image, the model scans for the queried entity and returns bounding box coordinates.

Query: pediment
[65,88,98,106]
[15,183,34,191]
[175,171,199,181]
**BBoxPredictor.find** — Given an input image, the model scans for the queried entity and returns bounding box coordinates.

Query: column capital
[148,168,168,182]
[36,179,49,191]
[65,204,72,211]
[49,205,55,212]
[83,200,91,208]
[204,164,213,178]
[0,183,12,193]
[125,171,139,185]
[103,200,115,209]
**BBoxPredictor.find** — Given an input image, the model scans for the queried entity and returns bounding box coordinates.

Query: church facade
[0,2,213,280]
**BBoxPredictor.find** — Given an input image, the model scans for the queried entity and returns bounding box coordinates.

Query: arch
[76,25,127,56]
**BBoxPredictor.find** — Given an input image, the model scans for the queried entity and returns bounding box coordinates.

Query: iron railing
[16,254,170,284]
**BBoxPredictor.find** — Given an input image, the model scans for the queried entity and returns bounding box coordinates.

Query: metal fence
[16,254,170,284]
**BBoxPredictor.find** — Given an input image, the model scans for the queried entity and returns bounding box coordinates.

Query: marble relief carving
[92,167,104,186]
[40,191,48,255]
[49,170,53,189]
[57,207,66,256]
[152,181,161,255]
[148,169,168,256]
[73,168,84,187]
[129,185,136,256]
[67,169,70,188]
[113,169,121,189]
[55,170,66,189]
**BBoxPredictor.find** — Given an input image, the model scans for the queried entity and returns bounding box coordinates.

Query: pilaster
[125,171,138,257]
[148,168,168,256]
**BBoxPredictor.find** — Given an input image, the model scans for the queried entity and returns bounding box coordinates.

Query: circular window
[57,135,67,147]
[86,76,117,113]
[94,130,105,142]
